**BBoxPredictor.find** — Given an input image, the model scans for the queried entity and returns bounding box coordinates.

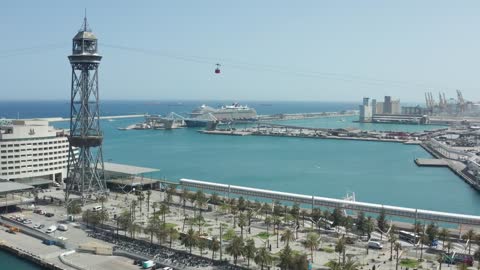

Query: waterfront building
[392,99,401,114]
[0,120,69,184]
[371,99,377,115]
[359,97,372,122]
[376,102,384,114]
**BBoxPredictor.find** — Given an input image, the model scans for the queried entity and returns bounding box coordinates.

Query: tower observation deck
[65,16,107,201]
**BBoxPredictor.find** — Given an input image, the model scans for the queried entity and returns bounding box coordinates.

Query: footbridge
[180,178,480,226]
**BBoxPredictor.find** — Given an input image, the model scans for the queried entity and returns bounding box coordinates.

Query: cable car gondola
[215,63,221,74]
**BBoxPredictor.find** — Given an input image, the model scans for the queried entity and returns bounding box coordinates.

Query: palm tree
[437,253,444,270]
[300,209,308,227]
[302,232,321,261]
[238,213,247,238]
[151,202,159,218]
[243,238,256,267]
[274,216,282,248]
[168,227,179,248]
[419,234,429,261]
[195,190,207,216]
[438,228,449,250]
[198,238,207,257]
[181,228,198,254]
[462,229,476,254]
[365,217,375,239]
[155,223,169,244]
[137,191,145,213]
[279,245,293,270]
[265,216,272,234]
[145,215,160,244]
[226,235,244,265]
[281,229,295,247]
[146,190,152,214]
[388,227,398,261]
[180,188,188,214]
[246,209,253,234]
[194,215,206,234]
[210,236,220,260]
[394,242,402,270]
[255,247,273,270]
[158,203,170,224]
[166,184,177,204]
[335,237,346,264]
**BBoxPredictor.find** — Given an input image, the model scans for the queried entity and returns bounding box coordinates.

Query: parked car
[38,224,45,229]
[57,224,68,231]
[33,224,40,229]
[45,213,54,217]
[22,219,32,224]
[46,225,57,234]
[368,240,383,249]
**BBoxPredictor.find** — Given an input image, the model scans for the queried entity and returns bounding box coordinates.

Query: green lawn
[400,258,420,268]
[256,232,271,240]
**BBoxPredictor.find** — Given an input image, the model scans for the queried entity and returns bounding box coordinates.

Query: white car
[163,267,173,270]
[33,224,40,229]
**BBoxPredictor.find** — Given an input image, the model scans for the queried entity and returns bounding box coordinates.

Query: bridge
[180,178,480,226]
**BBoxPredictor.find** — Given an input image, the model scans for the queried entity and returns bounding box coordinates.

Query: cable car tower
[65,15,107,202]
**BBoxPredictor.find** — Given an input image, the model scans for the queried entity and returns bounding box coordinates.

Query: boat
[189,103,257,122]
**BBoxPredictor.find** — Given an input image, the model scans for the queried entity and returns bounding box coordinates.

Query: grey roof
[0,181,34,194]
[74,31,97,40]
[15,178,53,186]
[103,162,159,175]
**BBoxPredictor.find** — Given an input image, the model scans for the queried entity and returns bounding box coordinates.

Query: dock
[199,130,252,136]
[414,158,448,167]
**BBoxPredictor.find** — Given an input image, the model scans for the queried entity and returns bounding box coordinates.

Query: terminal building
[0,120,69,185]
[359,96,429,124]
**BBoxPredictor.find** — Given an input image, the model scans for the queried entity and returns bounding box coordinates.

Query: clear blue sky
[1,1,479,103]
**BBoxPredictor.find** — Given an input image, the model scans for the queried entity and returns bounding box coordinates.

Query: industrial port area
[3,5,480,270]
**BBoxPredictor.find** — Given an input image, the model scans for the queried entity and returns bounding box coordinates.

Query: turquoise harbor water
[59,116,480,216]
[0,250,42,270]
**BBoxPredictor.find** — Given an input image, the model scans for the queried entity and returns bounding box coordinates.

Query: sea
[1,100,480,269]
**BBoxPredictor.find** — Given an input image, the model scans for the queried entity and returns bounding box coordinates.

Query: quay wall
[0,242,65,270]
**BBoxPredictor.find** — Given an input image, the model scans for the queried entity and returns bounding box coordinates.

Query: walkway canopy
[180,178,480,226]
[104,162,160,191]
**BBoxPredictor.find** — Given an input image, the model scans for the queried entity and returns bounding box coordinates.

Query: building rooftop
[0,181,34,194]
[103,162,159,175]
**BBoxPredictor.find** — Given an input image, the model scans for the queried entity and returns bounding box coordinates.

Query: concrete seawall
[0,242,65,270]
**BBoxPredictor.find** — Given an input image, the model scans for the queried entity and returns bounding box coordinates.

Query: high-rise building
[376,102,384,114]
[383,96,392,114]
[359,97,372,122]
[371,99,377,115]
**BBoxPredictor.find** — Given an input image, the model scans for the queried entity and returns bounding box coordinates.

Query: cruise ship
[189,103,257,123]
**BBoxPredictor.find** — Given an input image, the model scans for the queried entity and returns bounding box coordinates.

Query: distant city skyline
[1,1,480,102]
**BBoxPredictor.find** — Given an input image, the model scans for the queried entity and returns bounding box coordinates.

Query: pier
[414,158,449,167]
[200,123,422,144]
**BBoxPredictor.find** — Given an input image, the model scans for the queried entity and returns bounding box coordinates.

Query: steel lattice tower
[66,16,106,201]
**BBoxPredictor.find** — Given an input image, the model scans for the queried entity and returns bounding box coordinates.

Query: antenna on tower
[80,8,91,32]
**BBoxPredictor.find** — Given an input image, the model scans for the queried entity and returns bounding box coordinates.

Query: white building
[359,97,373,122]
[0,120,69,184]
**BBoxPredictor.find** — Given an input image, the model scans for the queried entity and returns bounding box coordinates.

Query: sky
[1,1,480,103]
